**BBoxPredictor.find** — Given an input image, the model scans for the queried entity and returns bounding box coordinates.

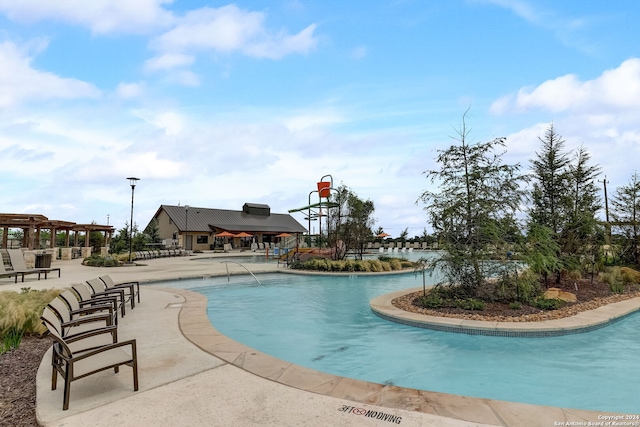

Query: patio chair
[47,295,114,335]
[99,274,140,304]
[69,283,120,318]
[0,259,24,283]
[2,249,42,282]
[7,249,61,280]
[87,277,133,310]
[75,281,126,317]
[40,307,138,411]
[59,289,118,326]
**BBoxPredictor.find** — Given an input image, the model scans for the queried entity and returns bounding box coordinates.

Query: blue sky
[1,0,639,237]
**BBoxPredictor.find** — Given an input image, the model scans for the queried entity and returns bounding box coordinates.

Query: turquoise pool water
[165,269,640,413]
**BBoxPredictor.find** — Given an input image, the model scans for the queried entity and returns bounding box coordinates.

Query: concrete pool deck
[1,252,632,426]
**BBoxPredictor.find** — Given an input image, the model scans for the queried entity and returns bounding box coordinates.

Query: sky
[1,0,639,238]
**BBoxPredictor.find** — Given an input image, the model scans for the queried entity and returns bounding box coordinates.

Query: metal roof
[156,205,307,234]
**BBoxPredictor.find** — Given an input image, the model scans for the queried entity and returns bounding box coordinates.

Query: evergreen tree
[528,124,572,236]
[527,125,602,283]
[611,172,640,266]
[419,112,527,297]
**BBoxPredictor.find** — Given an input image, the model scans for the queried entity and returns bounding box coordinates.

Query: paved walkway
[1,252,632,426]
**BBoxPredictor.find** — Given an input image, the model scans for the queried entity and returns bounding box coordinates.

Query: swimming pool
[167,270,640,413]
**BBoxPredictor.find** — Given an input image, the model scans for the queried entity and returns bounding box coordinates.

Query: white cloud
[284,111,345,131]
[491,58,640,115]
[0,41,101,108]
[0,0,174,34]
[150,5,318,63]
[115,82,145,99]
[243,23,318,59]
[75,151,183,181]
[144,53,194,71]
[133,109,186,135]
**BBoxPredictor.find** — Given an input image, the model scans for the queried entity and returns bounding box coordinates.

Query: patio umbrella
[215,231,236,238]
[275,232,292,238]
[235,232,252,238]
[376,232,390,238]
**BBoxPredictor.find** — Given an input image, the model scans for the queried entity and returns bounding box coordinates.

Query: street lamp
[184,205,189,251]
[127,177,140,263]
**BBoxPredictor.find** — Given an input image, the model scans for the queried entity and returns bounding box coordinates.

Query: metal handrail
[220,261,262,285]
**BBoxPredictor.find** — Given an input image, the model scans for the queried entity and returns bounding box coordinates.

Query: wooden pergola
[0,213,114,252]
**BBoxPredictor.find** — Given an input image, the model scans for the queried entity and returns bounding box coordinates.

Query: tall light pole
[127,177,140,263]
[184,205,189,251]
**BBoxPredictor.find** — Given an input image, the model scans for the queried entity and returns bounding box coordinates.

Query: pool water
[166,269,640,413]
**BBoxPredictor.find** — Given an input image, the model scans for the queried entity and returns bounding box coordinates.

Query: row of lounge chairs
[0,249,61,283]
[40,274,141,410]
[134,249,186,260]
[379,246,414,253]
[368,242,437,250]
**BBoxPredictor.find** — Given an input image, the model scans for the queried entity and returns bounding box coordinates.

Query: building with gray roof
[149,203,307,251]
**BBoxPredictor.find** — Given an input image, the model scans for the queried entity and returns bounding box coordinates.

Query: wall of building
[155,209,178,241]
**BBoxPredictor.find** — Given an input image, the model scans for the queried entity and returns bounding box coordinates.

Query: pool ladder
[220,261,262,285]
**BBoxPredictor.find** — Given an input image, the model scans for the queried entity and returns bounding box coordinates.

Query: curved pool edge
[167,286,617,427]
[371,287,640,337]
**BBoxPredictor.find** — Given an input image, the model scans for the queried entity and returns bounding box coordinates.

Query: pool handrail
[220,261,262,285]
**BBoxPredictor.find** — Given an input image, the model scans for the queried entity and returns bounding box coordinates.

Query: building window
[197,235,208,244]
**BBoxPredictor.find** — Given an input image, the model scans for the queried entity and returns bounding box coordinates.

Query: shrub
[419,292,443,308]
[368,259,383,272]
[381,261,392,272]
[534,297,565,310]
[0,288,61,353]
[509,302,522,310]
[454,298,485,311]
[1,327,23,353]
[343,260,356,272]
[332,260,346,272]
[620,267,640,285]
[82,255,120,267]
[389,259,402,270]
[356,261,370,272]
[610,281,625,294]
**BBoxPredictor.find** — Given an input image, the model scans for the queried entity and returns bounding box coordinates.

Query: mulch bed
[393,278,640,322]
[0,335,53,427]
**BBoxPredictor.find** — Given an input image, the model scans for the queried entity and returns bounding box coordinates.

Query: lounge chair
[2,249,42,282]
[7,249,61,280]
[87,277,134,311]
[40,307,138,411]
[99,274,140,304]
[47,296,113,337]
[75,282,126,317]
[59,289,118,326]
[68,283,119,316]
[0,260,24,283]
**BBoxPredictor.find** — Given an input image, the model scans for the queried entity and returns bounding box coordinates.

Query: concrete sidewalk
[1,253,618,426]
